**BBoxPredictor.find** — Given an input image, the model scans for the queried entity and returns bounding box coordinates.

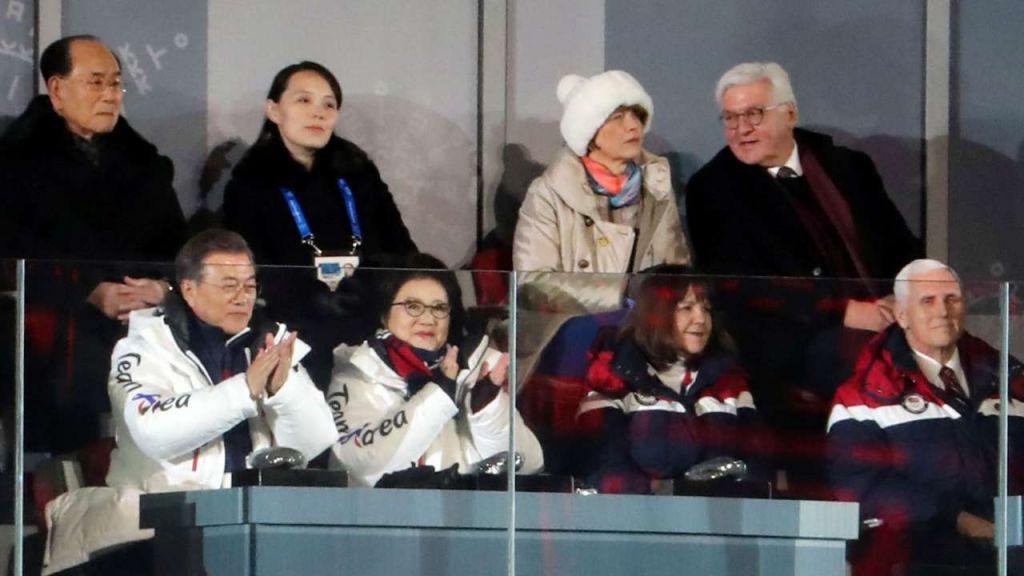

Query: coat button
[597,237,609,247]
[812,267,822,277]
[578,259,590,269]
[583,216,594,227]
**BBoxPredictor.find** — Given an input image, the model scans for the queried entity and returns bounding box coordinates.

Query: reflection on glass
[516,262,1018,574]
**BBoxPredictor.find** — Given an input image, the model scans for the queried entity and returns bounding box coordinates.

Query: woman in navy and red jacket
[576,265,760,494]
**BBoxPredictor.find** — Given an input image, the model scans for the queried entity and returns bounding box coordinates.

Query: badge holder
[315,253,360,291]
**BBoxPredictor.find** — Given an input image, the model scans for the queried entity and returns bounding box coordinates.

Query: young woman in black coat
[223,60,416,265]
[223,61,418,386]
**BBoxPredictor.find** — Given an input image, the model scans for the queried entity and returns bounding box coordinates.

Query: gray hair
[893,259,961,306]
[715,62,797,109]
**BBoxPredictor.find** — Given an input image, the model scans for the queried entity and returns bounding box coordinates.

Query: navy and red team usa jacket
[827,325,1024,535]
[576,330,759,494]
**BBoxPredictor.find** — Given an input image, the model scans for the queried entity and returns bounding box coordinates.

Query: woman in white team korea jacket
[42,231,337,575]
[328,257,544,486]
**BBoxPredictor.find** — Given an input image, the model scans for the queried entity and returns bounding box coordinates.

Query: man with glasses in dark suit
[685,62,922,497]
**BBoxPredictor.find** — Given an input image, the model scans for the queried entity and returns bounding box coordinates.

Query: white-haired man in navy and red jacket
[827,258,1024,575]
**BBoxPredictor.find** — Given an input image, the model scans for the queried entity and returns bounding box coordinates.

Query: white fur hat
[557,70,653,157]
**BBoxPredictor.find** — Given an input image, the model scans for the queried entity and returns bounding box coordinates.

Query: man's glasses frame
[719,102,789,129]
[65,75,127,95]
[197,280,260,299]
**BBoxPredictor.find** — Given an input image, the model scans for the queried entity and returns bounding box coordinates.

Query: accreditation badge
[902,393,928,414]
[315,254,360,291]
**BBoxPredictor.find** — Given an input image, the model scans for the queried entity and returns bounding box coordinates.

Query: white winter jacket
[42,305,337,574]
[104,307,336,490]
[327,338,544,486]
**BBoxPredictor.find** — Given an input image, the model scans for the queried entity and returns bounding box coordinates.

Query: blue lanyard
[337,178,363,249]
[279,179,363,256]
[280,187,321,256]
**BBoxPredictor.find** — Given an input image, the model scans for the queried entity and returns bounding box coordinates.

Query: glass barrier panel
[1005,281,1024,574]
[0,260,18,574]
[16,261,515,575]
[511,270,1010,575]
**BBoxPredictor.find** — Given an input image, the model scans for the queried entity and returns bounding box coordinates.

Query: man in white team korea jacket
[42,230,337,575]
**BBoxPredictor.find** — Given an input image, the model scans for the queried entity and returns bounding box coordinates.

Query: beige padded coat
[511,147,691,386]
[513,147,690,274]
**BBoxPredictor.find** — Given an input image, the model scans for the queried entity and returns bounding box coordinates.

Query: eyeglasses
[719,102,788,129]
[67,76,126,95]
[198,280,260,298]
[391,300,451,319]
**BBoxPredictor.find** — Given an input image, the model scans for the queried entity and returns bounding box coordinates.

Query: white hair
[714,62,797,109]
[893,259,961,306]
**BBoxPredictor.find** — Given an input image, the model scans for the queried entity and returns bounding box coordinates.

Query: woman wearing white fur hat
[513,70,690,275]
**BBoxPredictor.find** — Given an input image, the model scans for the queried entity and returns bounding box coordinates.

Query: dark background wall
[951,1,1024,281]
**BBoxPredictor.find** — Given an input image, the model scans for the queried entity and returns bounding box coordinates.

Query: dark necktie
[776,166,799,179]
[938,366,971,414]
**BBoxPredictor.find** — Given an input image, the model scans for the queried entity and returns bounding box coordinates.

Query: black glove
[374,463,462,489]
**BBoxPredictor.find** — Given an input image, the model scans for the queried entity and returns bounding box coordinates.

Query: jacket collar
[231,133,371,185]
[588,329,730,402]
[541,146,672,218]
[0,94,158,163]
[158,291,273,359]
[855,324,1009,402]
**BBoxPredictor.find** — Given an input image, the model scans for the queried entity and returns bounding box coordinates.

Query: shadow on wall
[187,137,248,236]
[491,142,545,249]
[341,94,475,268]
[802,124,924,240]
[949,135,1024,281]
[645,132,704,234]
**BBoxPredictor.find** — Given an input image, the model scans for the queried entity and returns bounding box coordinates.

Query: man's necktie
[776,166,799,179]
[938,366,971,414]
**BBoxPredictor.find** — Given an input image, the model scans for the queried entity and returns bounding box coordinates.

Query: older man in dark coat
[685,62,922,497]
[0,35,185,452]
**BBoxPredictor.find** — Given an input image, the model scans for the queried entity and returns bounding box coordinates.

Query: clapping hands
[245,331,298,400]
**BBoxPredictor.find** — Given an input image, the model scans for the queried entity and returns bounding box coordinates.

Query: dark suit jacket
[686,128,921,280]
[684,128,923,422]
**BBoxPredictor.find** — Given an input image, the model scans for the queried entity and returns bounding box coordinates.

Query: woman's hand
[440,345,459,380]
[480,353,510,387]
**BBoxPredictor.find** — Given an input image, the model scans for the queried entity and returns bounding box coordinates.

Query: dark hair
[40,35,101,82]
[620,264,721,371]
[175,229,254,284]
[586,104,650,154]
[256,61,343,145]
[375,253,465,345]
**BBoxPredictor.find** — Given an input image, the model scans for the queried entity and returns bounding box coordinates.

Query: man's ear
[46,76,64,112]
[894,305,909,330]
[180,279,198,308]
